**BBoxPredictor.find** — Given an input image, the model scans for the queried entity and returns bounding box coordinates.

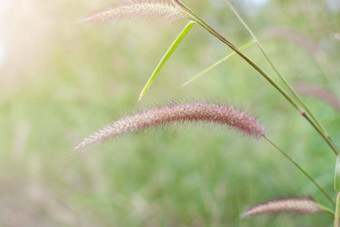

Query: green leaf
[138,20,196,101]
[334,154,340,192]
[181,40,255,87]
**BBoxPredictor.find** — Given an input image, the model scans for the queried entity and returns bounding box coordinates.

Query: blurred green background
[1,0,340,226]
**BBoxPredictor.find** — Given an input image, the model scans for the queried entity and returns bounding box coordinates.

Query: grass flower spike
[74,103,264,150]
[79,0,187,23]
[294,83,340,112]
[242,198,321,217]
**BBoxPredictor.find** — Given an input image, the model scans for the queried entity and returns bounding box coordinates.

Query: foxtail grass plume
[242,198,321,217]
[79,0,187,23]
[263,26,319,58]
[74,103,264,150]
[294,83,340,112]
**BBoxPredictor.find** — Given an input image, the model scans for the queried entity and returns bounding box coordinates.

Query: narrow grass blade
[138,21,196,101]
[181,40,255,87]
[335,154,340,192]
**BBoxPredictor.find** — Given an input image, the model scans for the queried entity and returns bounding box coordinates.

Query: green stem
[224,0,339,153]
[181,40,255,87]
[335,192,340,227]
[263,135,335,207]
[319,204,335,216]
[174,0,339,155]
[302,112,338,155]
[174,0,299,110]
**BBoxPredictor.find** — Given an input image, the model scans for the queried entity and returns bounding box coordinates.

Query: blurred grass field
[1,0,340,226]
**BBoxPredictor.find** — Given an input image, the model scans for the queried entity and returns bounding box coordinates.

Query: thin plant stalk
[173,0,299,110]
[173,0,339,155]
[335,192,340,227]
[224,0,335,146]
[302,112,339,156]
[263,135,335,207]
[319,204,335,216]
[334,154,340,224]
[181,40,255,87]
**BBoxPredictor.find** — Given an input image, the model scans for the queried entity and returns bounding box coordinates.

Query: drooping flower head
[242,198,321,217]
[79,0,187,23]
[74,103,264,150]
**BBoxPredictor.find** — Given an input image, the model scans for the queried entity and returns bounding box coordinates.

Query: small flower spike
[242,198,321,217]
[74,103,264,150]
[80,0,187,23]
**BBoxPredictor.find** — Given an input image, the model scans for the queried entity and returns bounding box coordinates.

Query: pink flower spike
[242,198,321,217]
[74,103,264,150]
[79,0,187,23]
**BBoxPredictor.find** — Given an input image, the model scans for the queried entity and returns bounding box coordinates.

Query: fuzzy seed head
[74,103,264,150]
[294,83,340,112]
[242,198,321,217]
[80,0,187,23]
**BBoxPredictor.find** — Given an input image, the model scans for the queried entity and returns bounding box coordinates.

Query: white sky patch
[236,0,270,16]
[0,42,5,69]
[0,0,10,69]
[245,0,270,6]
[0,0,11,13]
[325,0,340,11]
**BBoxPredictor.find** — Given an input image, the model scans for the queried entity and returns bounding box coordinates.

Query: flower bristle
[74,103,264,150]
[79,0,187,23]
[242,198,321,217]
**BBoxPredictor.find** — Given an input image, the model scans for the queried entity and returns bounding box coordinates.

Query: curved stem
[319,204,335,216]
[174,0,300,111]
[335,192,340,227]
[224,0,338,151]
[263,135,335,207]
[302,112,338,155]
[174,0,339,155]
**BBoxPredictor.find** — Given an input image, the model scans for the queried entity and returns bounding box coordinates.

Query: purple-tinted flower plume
[79,0,187,23]
[74,103,264,150]
[294,83,340,112]
[242,198,321,217]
